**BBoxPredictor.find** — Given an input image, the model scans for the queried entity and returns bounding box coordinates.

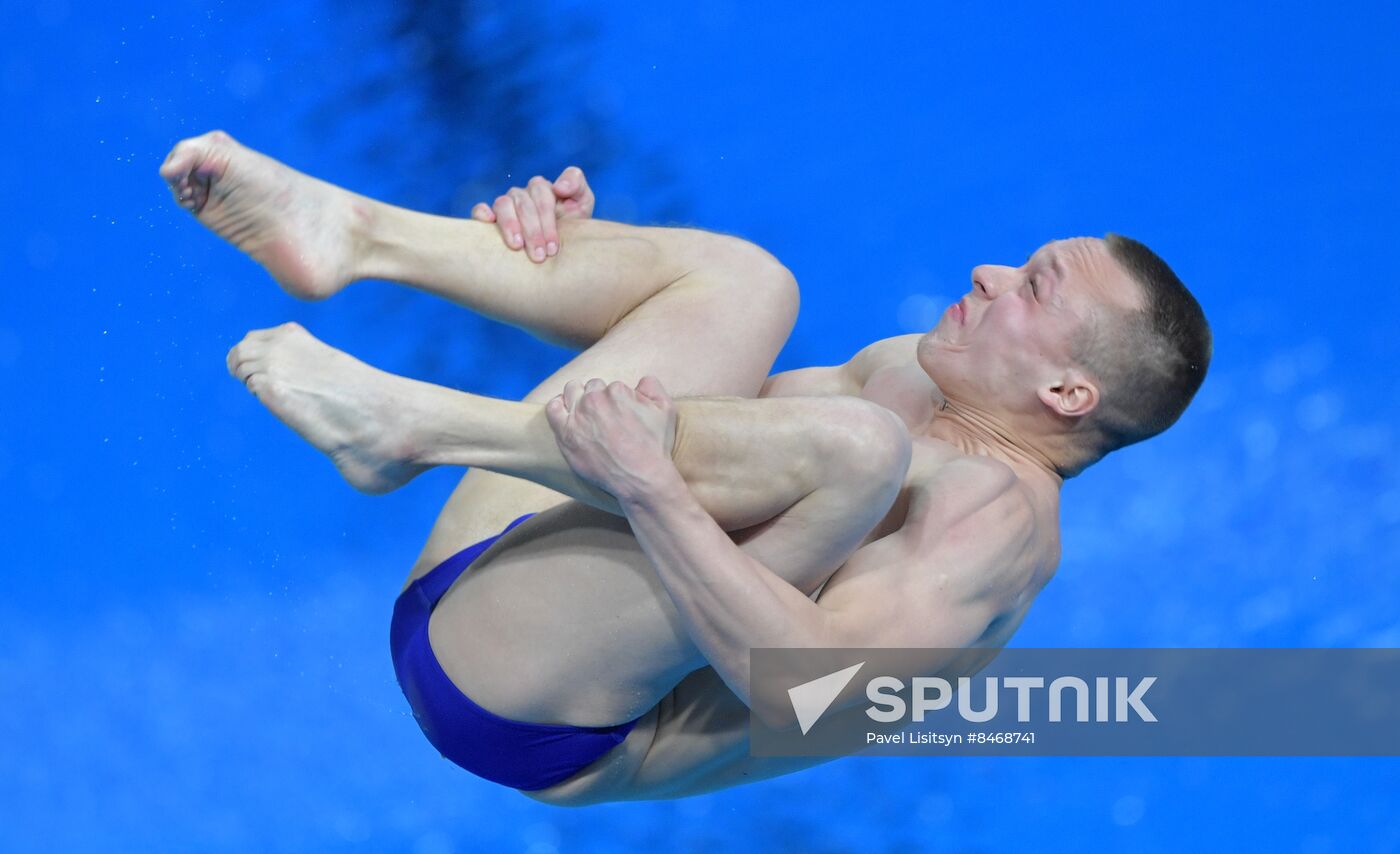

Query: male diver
[161,130,1210,804]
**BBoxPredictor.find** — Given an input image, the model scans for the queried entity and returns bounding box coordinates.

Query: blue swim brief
[389,513,641,791]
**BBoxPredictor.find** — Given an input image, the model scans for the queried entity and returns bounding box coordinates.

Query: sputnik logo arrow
[787,662,865,735]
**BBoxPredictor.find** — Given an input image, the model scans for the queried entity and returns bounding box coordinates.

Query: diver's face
[917,237,1140,417]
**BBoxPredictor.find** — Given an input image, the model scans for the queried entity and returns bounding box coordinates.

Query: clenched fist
[544,376,678,502]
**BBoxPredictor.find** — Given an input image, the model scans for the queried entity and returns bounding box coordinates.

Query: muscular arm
[617,454,1026,724]
[616,459,1036,800]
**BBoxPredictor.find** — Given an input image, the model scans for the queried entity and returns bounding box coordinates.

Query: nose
[970,264,1015,299]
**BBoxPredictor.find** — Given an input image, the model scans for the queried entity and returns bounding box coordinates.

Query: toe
[160,136,209,182]
[227,337,258,369]
[234,352,271,388]
[159,145,194,181]
[244,369,269,397]
[227,331,270,374]
[255,321,305,344]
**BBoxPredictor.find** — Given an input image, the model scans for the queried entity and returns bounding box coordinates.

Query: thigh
[524,663,837,805]
[428,390,900,727]
[632,665,837,799]
[429,472,881,729]
[408,275,797,582]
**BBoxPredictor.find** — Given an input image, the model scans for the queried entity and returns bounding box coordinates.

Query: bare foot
[160,130,367,300]
[226,322,428,494]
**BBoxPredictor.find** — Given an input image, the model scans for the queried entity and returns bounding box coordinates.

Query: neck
[923,397,1065,488]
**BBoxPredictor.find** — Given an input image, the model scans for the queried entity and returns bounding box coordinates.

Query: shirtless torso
[533,333,1064,804]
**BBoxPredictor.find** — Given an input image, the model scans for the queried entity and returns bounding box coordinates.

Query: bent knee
[821,400,914,492]
[727,239,799,317]
[683,231,800,322]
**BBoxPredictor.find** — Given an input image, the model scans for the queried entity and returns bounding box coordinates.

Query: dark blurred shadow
[311,0,692,390]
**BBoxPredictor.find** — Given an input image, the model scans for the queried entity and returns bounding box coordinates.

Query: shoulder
[758,333,923,399]
[901,447,1038,583]
[816,451,1037,648]
[906,443,1029,524]
[847,334,924,384]
[815,443,1050,649]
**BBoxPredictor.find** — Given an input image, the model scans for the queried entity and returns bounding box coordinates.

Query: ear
[1037,368,1099,419]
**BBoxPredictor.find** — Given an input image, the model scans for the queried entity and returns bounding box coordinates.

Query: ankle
[346,193,382,284]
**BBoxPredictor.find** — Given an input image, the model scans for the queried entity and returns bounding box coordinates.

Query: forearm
[619,469,831,709]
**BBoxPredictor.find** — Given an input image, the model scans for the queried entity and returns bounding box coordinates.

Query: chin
[915,329,936,364]
[915,332,947,381]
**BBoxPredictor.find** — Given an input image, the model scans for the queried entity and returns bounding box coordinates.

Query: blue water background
[1,0,1397,850]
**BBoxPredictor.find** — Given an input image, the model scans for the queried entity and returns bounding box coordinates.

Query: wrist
[616,461,689,512]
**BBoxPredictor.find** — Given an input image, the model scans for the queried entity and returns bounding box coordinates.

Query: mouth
[948,298,966,326]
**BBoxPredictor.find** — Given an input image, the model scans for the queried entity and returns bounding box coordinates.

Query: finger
[509,187,547,263]
[607,380,634,403]
[553,165,589,200]
[553,166,595,220]
[492,195,525,250]
[563,379,585,410]
[574,171,596,218]
[584,378,608,395]
[635,375,673,406]
[527,176,560,258]
[544,395,568,433]
[575,188,595,219]
[553,166,583,195]
[470,202,496,223]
